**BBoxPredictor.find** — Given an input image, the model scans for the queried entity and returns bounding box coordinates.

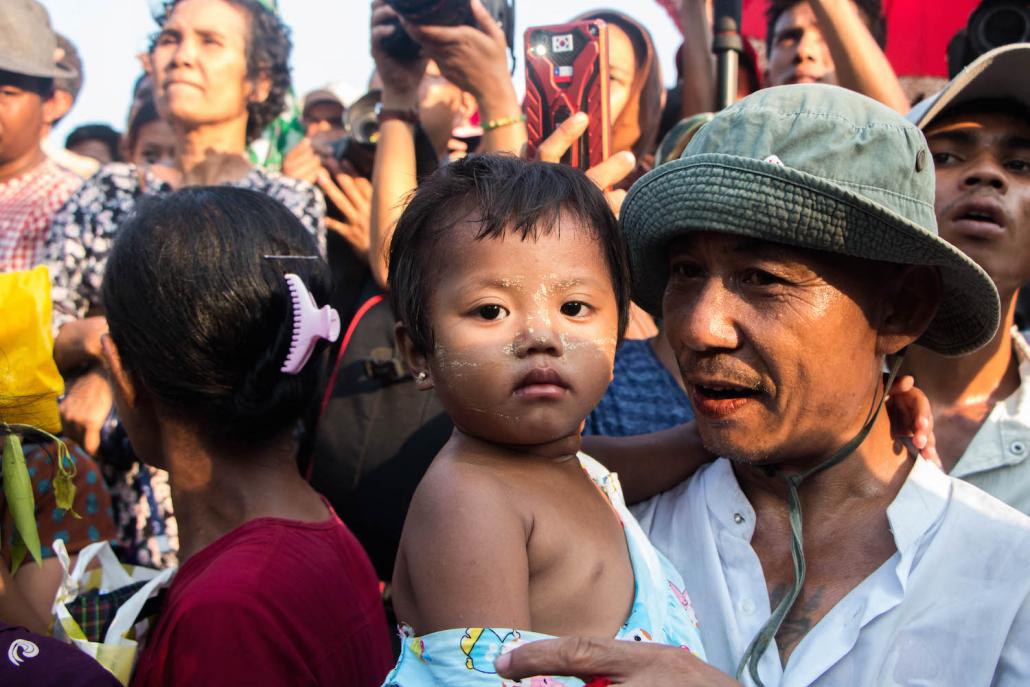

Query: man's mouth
[514,367,570,401]
[688,380,762,418]
[950,198,1006,239]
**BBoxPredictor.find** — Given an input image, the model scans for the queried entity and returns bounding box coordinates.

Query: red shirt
[0,158,81,272]
[131,506,392,687]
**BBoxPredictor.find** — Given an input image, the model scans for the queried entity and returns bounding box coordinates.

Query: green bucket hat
[621,83,1000,357]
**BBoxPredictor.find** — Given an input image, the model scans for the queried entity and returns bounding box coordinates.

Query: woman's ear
[100,334,138,408]
[395,322,433,390]
[248,69,272,104]
[876,265,942,356]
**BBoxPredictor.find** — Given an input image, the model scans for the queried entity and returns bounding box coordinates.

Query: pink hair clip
[281,273,341,375]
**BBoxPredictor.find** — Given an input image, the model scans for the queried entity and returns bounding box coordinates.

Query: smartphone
[523,20,611,171]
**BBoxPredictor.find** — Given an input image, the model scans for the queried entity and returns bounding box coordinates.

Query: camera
[326,90,382,179]
[947,0,1030,77]
[381,0,515,61]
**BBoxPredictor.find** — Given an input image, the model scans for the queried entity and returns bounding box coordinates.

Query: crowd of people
[0,0,1028,685]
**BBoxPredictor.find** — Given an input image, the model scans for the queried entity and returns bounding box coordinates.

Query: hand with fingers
[886,374,941,468]
[282,137,324,185]
[494,636,740,687]
[371,0,428,108]
[534,112,636,216]
[59,367,113,456]
[318,165,373,260]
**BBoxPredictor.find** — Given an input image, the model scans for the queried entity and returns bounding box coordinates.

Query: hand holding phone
[523,20,611,171]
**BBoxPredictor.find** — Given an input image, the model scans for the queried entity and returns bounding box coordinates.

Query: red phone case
[523,20,611,171]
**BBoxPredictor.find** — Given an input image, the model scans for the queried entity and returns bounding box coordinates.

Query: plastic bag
[51,539,175,685]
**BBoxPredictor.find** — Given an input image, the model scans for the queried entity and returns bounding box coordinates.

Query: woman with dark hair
[576,10,664,188]
[45,0,325,567]
[105,187,391,687]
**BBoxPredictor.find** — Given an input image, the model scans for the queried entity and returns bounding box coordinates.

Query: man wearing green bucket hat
[495,84,1030,686]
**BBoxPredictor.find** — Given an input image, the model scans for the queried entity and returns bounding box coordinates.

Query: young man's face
[0,71,49,170]
[927,109,1030,295]
[766,2,837,87]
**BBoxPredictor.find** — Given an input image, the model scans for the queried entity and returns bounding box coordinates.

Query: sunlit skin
[130,118,177,167]
[664,232,910,469]
[607,24,636,134]
[662,231,940,662]
[391,214,637,639]
[902,110,1030,470]
[149,0,258,145]
[767,2,838,87]
[927,111,1030,297]
[0,72,56,182]
[423,220,619,447]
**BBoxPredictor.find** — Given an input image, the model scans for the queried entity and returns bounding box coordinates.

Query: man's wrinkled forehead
[667,232,827,265]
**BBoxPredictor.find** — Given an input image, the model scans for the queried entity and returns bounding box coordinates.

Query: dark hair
[125,98,161,157]
[102,186,330,446]
[65,124,122,162]
[388,154,631,355]
[766,0,887,55]
[151,0,292,143]
[0,69,53,99]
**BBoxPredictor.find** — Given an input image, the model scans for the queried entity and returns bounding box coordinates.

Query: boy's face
[420,215,620,447]
[0,72,50,169]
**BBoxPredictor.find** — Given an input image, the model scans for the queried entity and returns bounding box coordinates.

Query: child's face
[419,214,619,447]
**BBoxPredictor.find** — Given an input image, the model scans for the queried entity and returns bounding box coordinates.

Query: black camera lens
[970,1,1030,55]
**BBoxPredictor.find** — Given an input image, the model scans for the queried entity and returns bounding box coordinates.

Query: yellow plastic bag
[0,265,64,433]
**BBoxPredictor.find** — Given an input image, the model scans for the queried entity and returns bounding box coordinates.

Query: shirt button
[740,598,756,615]
[733,512,745,524]
[1011,442,1026,456]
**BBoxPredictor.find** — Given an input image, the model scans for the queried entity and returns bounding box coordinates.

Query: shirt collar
[951,326,1030,478]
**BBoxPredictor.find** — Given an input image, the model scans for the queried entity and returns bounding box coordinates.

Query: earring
[415,371,428,382]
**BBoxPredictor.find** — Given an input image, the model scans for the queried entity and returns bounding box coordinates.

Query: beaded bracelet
[482,113,527,132]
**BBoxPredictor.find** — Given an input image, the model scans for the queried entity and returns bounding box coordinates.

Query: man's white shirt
[633,456,1030,686]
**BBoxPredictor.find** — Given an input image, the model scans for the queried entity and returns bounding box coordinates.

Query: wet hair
[125,97,162,158]
[151,0,292,143]
[65,124,122,162]
[102,186,330,446]
[766,0,887,55]
[388,154,631,355]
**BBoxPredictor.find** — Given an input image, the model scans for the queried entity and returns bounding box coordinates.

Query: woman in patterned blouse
[45,0,325,567]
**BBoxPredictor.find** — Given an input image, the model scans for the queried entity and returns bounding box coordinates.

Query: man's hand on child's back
[494,636,740,686]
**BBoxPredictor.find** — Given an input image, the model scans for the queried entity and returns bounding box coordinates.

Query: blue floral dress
[382,454,706,686]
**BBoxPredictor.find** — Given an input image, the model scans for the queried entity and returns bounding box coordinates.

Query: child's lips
[513,367,571,400]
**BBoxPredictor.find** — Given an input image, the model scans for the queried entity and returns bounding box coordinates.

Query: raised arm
[368,0,428,288]
[809,0,909,113]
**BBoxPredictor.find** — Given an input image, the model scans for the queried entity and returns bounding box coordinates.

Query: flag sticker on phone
[552,34,574,52]
[554,65,574,83]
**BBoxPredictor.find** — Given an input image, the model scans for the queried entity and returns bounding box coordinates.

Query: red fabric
[0,158,81,272]
[131,505,393,687]
[655,0,981,78]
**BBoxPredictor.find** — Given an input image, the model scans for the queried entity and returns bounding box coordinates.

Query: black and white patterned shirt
[46,162,326,329]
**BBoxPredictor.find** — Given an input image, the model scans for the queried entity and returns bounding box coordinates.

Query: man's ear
[876,265,942,356]
[100,334,139,408]
[395,322,433,390]
[44,90,73,126]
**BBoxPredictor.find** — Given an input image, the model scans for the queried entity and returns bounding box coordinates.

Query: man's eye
[670,262,701,278]
[476,304,506,320]
[932,151,958,165]
[560,301,588,317]
[741,269,780,286]
[1006,159,1029,173]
